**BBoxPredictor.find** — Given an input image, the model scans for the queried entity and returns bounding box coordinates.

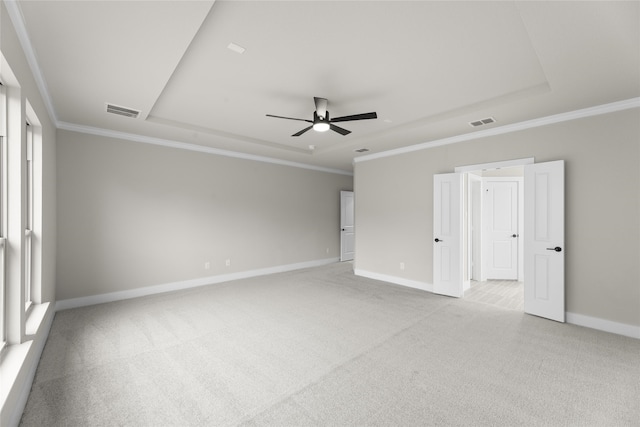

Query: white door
[433,173,463,297]
[524,161,565,322]
[484,180,519,280]
[340,191,355,261]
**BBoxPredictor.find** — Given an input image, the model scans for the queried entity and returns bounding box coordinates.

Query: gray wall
[56,129,352,300]
[354,108,640,327]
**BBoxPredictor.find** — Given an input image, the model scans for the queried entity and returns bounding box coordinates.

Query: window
[1,49,51,423]
[0,82,6,350]
[24,122,33,311]
[0,74,44,350]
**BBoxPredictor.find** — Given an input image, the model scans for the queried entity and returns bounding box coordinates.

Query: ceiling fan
[266,97,377,137]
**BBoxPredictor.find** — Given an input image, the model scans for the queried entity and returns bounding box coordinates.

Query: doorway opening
[463,166,524,311]
[433,157,565,322]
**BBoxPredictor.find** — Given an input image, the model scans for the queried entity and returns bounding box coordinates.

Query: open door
[433,173,463,297]
[340,191,355,261]
[524,161,565,322]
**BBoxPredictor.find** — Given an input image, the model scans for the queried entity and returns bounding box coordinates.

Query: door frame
[455,158,535,174]
[458,159,532,284]
[468,173,482,284]
[448,157,565,322]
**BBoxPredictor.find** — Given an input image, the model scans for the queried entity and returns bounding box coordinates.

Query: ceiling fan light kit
[267,97,377,137]
[313,121,330,132]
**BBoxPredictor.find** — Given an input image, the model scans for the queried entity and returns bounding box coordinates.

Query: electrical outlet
[204,262,210,270]
[225,259,231,267]
[400,262,405,270]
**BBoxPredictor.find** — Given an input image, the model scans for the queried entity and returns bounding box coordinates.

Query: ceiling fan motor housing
[314,111,329,122]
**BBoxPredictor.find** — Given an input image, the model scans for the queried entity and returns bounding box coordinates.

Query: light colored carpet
[20,262,640,426]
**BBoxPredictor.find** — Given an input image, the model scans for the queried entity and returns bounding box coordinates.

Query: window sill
[0,340,32,403]
[25,302,50,339]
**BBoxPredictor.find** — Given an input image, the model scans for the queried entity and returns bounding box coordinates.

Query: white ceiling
[14,1,640,172]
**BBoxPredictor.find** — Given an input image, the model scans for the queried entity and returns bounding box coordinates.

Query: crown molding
[57,121,353,176]
[4,0,59,125]
[7,0,637,176]
[354,97,640,164]
[5,0,353,177]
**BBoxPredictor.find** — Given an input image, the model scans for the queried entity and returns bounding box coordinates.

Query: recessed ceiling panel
[11,1,640,172]
[149,1,548,150]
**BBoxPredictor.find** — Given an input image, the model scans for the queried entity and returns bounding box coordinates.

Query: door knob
[546,246,562,252]
[512,234,518,238]
[434,238,443,242]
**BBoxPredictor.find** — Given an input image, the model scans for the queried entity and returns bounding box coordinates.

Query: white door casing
[469,175,482,281]
[524,161,565,322]
[433,173,463,297]
[484,179,520,280]
[340,191,355,262]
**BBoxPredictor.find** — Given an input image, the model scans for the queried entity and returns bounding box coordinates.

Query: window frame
[24,121,33,312]
[0,83,6,351]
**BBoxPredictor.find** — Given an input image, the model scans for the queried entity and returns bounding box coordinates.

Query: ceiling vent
[106,103,140,119]
[227,42,246,54]
[469,117,495,127]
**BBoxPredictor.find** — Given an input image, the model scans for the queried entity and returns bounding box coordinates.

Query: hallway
[466,280,524,311]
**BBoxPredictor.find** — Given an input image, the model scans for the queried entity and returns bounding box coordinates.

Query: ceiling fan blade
[330,124,351,136]
[314,97,328,119]
[330,112,378,123]
[292,125,313,137]
[266,114,312,123]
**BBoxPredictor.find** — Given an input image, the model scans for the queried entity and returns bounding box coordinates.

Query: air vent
[469,117,495,127]
[354,148,370,153]
[106,103,140,119]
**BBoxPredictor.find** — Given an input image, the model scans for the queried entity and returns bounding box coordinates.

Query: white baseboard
[354,269,433,293]
[566,312,640,339]
[354,269,639,340]
[56,258,339,311]
[54,262,640,340]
